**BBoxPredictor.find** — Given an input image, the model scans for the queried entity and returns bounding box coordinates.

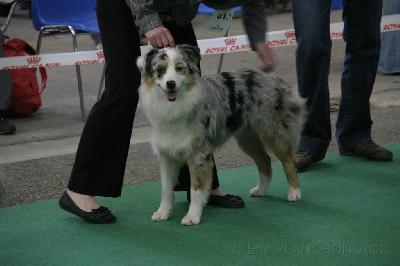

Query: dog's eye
[175,66,184,72]
[156,67,166,77]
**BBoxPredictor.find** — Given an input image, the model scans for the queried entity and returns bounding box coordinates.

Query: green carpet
[1,144,400,266]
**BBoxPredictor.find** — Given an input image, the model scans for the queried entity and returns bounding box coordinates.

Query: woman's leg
[66,0,141,210]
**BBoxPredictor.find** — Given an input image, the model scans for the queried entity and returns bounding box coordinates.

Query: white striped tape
[0,14,399,70]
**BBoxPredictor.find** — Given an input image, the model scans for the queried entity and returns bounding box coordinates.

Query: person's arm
[125,0,162,35]
[241,0,267,50]
[124,0,175,47]
[242,0,277,69]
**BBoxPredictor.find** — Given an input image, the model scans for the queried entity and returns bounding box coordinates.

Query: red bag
[4,38,47,117]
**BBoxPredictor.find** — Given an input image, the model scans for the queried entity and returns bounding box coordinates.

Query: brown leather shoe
[294,149,325,172]
[339,140,393,161]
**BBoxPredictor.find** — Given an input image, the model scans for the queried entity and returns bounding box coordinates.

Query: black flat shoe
[58,191,116,224]
[208,194,245,208]
[187,191,245,208]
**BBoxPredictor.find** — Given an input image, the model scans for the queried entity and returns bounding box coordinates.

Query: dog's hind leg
[152,154,181,222]
[235,128,272,197]
[182,153,214,225]
[271,143,301,201]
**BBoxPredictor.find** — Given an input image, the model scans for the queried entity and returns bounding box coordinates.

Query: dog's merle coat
[137,45,305,225]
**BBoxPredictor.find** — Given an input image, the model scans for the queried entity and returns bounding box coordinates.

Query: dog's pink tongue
[166,91,177,101]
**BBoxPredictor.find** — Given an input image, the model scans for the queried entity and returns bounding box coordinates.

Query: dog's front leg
[152,154,180,222]
[181,153,214,226]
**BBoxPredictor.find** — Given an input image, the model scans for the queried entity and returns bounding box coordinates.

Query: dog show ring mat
[1,143,399,265]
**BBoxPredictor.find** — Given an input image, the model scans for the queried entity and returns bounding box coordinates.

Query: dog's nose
[166,80,176,90]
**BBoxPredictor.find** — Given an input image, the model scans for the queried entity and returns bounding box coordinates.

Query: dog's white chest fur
[150,119,199,160]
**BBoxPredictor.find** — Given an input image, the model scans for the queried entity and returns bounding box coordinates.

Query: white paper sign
[208,8,235,33]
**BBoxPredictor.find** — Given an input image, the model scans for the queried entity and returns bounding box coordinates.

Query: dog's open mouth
[164,91,178,101]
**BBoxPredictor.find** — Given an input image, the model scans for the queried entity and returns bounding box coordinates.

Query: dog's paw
[287,187,301,202]
[250,186,266,197]
[151,209,171,222]
[181,213,201,226]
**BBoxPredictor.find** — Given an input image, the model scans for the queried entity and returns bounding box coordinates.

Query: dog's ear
[177,44,201,75]
[137,48,159,74]
[177,44,201,65]
[136,55,145,72]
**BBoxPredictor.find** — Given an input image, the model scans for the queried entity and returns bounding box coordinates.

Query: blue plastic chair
[198,3,241,14]
[331,0,343,10]
[31,0,100,120]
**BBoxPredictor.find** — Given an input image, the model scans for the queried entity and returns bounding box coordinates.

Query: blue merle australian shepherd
[137,45,305,226]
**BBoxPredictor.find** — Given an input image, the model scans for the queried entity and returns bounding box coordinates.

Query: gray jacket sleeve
[124,0,163,35]
[241,0,267,50]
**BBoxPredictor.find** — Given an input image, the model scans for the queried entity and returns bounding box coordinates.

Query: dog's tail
[272,74,306,151]
[287,93,306,151]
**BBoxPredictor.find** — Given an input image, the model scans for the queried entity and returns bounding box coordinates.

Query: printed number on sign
[209,9,235,33]
[216,13,232,20]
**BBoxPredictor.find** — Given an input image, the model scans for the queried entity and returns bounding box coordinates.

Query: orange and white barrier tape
[0,14,399,70]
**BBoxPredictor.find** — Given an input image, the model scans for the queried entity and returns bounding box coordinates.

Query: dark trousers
[292,0,383,155]
[68,0,219,197]
[0,31,12,113]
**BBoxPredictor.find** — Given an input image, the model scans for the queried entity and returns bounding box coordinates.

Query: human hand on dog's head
[256,42,278,71]
[145,26,176,48]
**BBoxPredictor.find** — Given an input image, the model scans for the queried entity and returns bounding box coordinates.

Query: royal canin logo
[27,56,41,65]
[97,50,104,59]
[285,31,295,39]
[224,37,236,46]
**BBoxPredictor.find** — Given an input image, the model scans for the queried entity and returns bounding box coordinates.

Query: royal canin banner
[0,14,399,70]
[199,14,400,55]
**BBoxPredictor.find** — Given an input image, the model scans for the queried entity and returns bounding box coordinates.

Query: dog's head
[137,45,201,102]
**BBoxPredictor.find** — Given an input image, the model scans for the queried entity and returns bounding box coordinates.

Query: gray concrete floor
[0,9,399,207]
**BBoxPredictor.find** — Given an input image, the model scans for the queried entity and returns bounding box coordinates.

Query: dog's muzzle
[165,81,178,101]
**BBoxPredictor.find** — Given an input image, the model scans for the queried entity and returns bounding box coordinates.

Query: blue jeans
[292,0,383,156]
[378,0,400,74]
